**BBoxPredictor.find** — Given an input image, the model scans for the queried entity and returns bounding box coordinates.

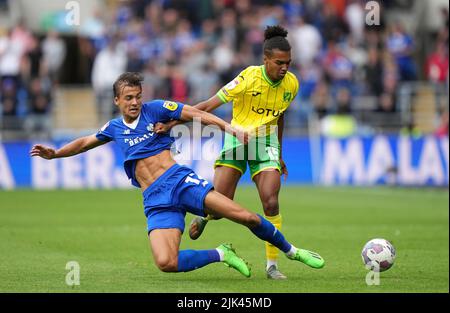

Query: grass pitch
[0,186,448,293]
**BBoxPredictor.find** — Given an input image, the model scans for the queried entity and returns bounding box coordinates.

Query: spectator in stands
[437,7,449,47]
[24,77,52,138]
[0,28,23,113]
[342,36,367,73]
[434,109,448,138]
[344,0,365,45]
[79,9,106,82]
[218,9,239,51]
[80,9,106,43]
[1,78,18,117]
[386,21,417,81]
[320,87,357,138]
[91,34,127,124]
[318,3,348,43]
[426,41,449,113]
[42,30,66,85]
[282,0,305,26]
[10,19,34,54]
[166,64,190,104]
[161,8,179,36]
[200,19,219,51]
[377,92,397,113]
[172,19,196,59]
[290,16,322,67]
[326,0,347,19]
[298,62,323,101]
[188,62,219,106]
[212,37,234,85]
[22,35,44,81]
[126,47,145,73]
[181,41,210,77]
[243,15,264,60]
[322,40,354,95]
[312,80,332,119]
[381,52,399,96]
[363,47,383,96]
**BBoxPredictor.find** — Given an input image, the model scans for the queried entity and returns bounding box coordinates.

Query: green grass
[0,187,448,293]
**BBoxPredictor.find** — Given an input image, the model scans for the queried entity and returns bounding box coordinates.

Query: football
[361,238,396,272]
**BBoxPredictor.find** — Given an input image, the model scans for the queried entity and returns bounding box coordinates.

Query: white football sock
[266,259,278,270]
[216,248,225,261]
[285,245,297,258]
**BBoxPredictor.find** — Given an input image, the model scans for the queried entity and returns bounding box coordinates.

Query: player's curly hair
[113,72,143,97]
[263,25,291,56]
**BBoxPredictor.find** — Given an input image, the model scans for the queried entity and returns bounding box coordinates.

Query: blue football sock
[177,249,220,272]
[250,214,292,253]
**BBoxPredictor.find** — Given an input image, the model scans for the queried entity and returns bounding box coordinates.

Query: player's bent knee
[242,212,260,229]
[262,196,279,215]
[154,256,178,272]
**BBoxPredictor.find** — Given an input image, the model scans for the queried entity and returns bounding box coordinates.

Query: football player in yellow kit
[157,25,322,279]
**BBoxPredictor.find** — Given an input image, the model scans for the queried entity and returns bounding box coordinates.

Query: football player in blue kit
[30,72,324,278]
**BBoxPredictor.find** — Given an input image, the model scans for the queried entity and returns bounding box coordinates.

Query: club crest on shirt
[146,123,154,132]
[283,92,292,102]
[163,101,178,111]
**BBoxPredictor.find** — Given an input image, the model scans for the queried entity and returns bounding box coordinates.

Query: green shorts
[214,132,281,180]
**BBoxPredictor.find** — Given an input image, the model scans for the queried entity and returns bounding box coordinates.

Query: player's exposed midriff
[135,150,176,191]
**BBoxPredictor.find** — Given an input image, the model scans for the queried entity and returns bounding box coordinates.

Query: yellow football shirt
[216,65,299,136]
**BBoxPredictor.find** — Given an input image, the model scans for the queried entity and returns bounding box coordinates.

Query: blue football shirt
[96,99,184,187]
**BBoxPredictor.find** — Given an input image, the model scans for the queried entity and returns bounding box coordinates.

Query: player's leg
[148,227,250,277]
[214,165,242,199]
[204,190,325,269]
[188,130,246,240]
[189,165,242,240]
[147,209,250,277]
[249,132,286,278]
[253,169,286,279]
[148,228,182,272]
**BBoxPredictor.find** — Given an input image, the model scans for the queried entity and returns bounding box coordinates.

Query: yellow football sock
[264,214,282,262]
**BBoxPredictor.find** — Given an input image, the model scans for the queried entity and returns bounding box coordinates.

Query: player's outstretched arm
[179,104,249,144]
[154,96,224,134]
[30,134,107,159]
[192,95,224,112]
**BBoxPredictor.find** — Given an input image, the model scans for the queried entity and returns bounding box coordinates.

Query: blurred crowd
[0,21,65,137]
[0,0,448,138]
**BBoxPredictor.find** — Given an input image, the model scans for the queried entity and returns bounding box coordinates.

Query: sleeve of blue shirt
[96,121,114,142]
[145,100,185,122]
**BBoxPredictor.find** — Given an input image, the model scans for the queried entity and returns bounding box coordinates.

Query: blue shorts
[143,164,214,234]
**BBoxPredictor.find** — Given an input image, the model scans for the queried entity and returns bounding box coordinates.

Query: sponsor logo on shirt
[163,101,178,111]
[124,132,155,146]
[251,106,281,117]
[123,123,155,146]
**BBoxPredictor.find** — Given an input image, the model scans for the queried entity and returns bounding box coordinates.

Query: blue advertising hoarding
[0,135,448,189]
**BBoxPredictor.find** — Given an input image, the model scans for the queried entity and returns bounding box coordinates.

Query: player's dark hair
[263,25,291,56]
[113,72,143,97]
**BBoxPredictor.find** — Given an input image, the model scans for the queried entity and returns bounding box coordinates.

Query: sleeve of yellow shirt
[216,68,248,103]
[292,75,300,100]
